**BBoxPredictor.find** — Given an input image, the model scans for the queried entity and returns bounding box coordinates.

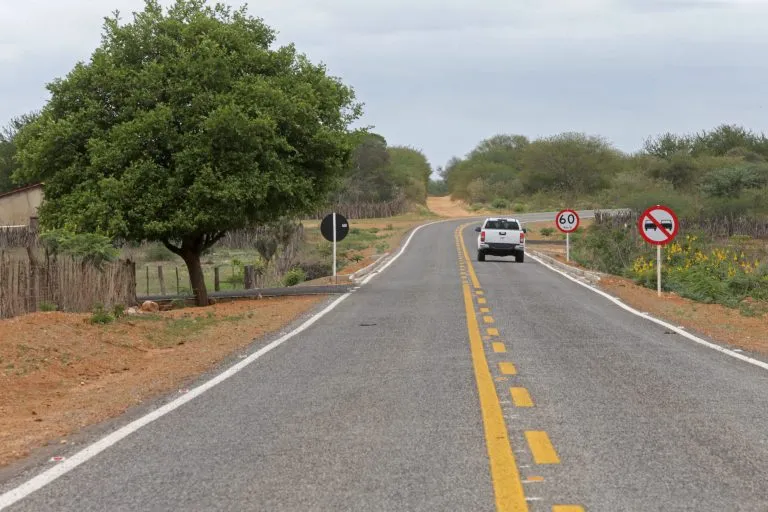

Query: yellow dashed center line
[457,224,529,511]
[456,223,579,509]
[525,431,561,465]
[499,362,517,375]
[510,387,534,408]
[461,281,528,511]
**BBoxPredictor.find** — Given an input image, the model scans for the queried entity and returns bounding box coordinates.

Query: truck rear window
[484,220,520,230]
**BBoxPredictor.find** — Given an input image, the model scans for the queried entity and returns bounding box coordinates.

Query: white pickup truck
[474,217,527,262]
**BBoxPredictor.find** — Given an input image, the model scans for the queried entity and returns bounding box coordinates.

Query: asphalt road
[3,212,768,511]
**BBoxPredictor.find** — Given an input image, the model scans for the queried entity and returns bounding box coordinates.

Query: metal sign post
[320,212,350,284]
[657,245,662,296]
[638,205,679,297]
[332,212,337,283]
[556,209,580,262]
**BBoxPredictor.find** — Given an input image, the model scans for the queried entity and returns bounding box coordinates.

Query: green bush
[540,227,555,237]
[570,224,643,275]
[629,235,768,307]
[90,304,115,324]
[283,268,306,287]
[491,197,509,209]
[296,260,332,280]
[40,230,119,270]
[38,301,58,312]
[171,298,187,309]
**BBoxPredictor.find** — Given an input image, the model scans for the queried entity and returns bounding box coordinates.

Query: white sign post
[555,209,580,262]
[638,205,679,297]
[320,212,349,285]
[332,212,337,282]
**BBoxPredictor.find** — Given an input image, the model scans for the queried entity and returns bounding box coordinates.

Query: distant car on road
[475,218,526,263]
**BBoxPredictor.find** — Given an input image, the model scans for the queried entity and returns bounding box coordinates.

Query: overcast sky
[2,0,767,171]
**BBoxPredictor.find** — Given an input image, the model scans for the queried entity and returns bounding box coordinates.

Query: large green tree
[340,133,395,202]
[519,132,622,200]
[387,146,431,204]
[335,135,432,205]
[14,0,361,306]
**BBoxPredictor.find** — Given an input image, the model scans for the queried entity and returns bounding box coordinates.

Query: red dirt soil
[0,296,325,467]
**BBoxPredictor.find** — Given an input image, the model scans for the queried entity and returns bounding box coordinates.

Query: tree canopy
[0,112,39,193]
[14,0,362,305]
[335,132,431,206]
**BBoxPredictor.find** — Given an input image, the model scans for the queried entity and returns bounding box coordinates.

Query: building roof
[0,183,43,200]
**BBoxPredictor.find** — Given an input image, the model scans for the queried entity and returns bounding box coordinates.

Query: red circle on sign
[555,209,580,233]
[638,205,679,246]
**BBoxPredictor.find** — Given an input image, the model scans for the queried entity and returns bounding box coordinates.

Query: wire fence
[137,263,284,297]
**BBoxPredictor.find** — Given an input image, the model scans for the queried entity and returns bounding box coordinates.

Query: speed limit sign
[556,209,580,233]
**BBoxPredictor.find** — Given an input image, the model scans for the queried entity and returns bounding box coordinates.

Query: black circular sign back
[320,213,349,242]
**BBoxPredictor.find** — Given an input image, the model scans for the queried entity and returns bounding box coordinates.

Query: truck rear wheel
[477,251,486,262]
[515,251,524,263]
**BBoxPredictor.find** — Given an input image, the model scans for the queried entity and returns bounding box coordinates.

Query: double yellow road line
[455,224,584,512]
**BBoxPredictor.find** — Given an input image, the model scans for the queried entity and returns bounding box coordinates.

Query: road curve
[2,212,767,512]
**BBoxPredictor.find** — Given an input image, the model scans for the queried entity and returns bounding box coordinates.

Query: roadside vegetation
[437,125,768,314]
[570,220,768,315]
[0,0,436,466]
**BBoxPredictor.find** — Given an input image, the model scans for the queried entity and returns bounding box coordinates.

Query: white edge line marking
[0,218,450,509]
[527,253,768,372]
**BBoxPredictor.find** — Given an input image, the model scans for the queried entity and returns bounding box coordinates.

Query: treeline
[332,132,432,211]
[438,125,768,218]
[0,113,39,194]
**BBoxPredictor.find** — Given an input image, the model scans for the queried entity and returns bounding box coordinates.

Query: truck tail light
[520,232,525,242]
[480,231,485,242]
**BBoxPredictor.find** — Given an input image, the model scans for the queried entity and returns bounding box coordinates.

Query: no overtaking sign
[638,205,679,246]
[638,204,679,297]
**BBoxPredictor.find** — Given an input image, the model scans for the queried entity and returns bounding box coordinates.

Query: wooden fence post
[175,267,180,295]
[244,265,255,289]
[145,266,149,295]
[158,266,166,295]
[214,267,220,291]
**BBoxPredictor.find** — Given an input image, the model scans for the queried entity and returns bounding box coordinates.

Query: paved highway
[2,213,768,511]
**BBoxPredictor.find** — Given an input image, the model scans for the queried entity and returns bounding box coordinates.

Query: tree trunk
[163,232,226,307]
[181,249,208,306]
